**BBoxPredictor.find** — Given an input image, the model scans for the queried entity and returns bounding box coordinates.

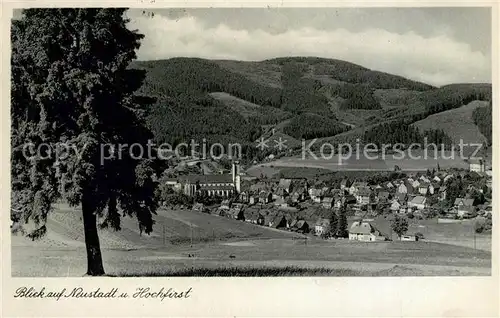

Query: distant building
[453,198,475,218]
[356,187,371,205]
[348,221,388,242]
[315,218,330,236]
[349,182,369,195]
[179,162,241,197]
[418,182,430,195]
[408,196,427,210]
[401,234,419,242]
[469,159,485,173]
[322,196,334,209]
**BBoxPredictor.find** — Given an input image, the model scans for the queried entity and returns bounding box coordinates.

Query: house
[418,182,430,195]
[377,191,391,203]
[290,187,307,202]
[288,219,309,233]
[433,176,441,183]
[397,183,408,194]
[245,210,265,225]
[390,200,401,212]
[457,205,476,218]
[438,186,447,201]
[349,182,369,195]
[399,205,409,214]
[270,214,288,229]
[220,199,231,210]
[249,194,260,205]
[340,179,351,191]
[454,198,475,217]
[411,180,421,188]
[408,196,427,210]
[322,196,334,209]
[401,234,419,242]
[227,205,244,220]
[315,218,330,236]
[274,196,288,208]
[263,212,277,227]
[469,159,485,173]
[192,203,205,212]
[443,174,454,183]
[419,175,430,183]
[258,191,272,204]
[356,187,372,205]
[333,195,343,209]
[342,195,357,205]
[385,182,394,189]
[309,188,322,203]
[348,221,388,242]
[395,193,407,204]
[239,191,250,203]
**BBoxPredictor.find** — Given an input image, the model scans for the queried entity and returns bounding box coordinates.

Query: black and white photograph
[8,6,494,281]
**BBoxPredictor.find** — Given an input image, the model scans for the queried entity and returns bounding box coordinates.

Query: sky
[126,8,492,87]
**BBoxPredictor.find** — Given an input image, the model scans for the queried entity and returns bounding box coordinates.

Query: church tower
[232,161,241,193]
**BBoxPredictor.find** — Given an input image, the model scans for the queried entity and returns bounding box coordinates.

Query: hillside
[11,203,302,250]
[209,92,292,125]
[411,100,489,145]
[131,57,491,158]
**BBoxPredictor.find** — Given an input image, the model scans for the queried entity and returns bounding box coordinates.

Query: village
[158,157,493,243]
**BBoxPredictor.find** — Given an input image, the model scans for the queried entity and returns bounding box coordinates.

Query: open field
[248,148,469,175]
[11,204,491,277]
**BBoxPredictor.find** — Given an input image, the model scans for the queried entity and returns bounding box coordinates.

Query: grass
[209,92,292,125]
[116,266,360,277]
[411,100,489,146]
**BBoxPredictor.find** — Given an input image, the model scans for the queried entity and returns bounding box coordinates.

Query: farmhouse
[348,221,388,242]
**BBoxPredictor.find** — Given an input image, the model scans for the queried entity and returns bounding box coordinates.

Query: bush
[474,222,485,234]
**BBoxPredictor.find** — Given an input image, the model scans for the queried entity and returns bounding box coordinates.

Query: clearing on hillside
[411,100,489,145]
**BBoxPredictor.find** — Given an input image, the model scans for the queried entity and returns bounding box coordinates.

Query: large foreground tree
[11,8,158,275]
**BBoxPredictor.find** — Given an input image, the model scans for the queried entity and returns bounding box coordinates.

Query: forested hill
[131,57,491,152]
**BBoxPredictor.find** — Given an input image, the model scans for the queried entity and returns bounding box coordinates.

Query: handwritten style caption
[13,286,193,301]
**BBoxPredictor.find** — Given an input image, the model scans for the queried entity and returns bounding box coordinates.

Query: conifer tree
[11,8,158,276]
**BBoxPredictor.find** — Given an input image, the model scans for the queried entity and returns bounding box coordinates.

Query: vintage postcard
[1,2,498,317]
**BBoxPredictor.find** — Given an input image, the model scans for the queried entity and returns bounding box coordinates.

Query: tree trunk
[82,193,105,276]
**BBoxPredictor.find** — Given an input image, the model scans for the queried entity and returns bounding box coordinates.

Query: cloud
[127,14,491,87]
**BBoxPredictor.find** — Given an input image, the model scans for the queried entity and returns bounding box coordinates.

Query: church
[178,162,241,198]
